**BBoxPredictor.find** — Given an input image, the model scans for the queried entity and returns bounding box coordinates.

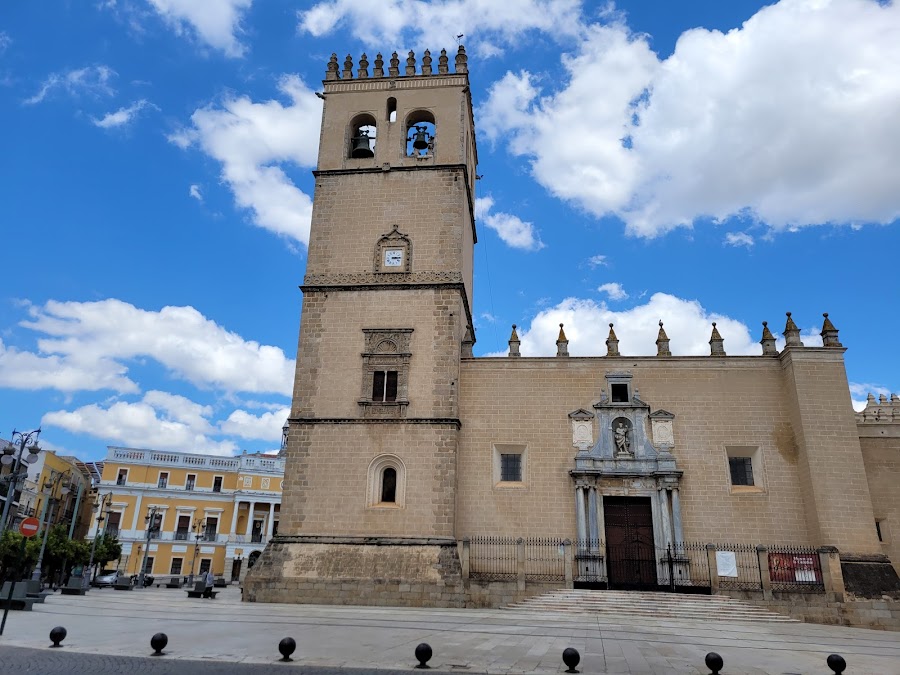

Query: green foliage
[0,530,40,581]
[92,533,122,569]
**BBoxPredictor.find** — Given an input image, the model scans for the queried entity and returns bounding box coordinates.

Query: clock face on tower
[384,249,404,267]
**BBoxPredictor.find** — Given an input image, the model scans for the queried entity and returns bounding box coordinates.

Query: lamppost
[31,470,72,582]
[137,506,161,588]
[0,428,43,539]
[187,518,205,585]
[86,492,113,584]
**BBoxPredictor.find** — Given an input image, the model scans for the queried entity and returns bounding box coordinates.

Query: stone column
[671,487,684,546]
[658,488,673,548]
[266,502,275,540]
[575,487,587,550]
[587,487,600,546]
[563,540,574,589]
[459,538,470,582]
[757,545,772,600]
[130,494,143,536]
[516,538,526,591]
[818,546,845,601]
[229,500,240,539]
[245,501,255,537]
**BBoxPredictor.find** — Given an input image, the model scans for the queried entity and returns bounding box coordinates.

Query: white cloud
[475,196,544,250]
[724,232,754,248]
[480,0,900,236]
[0,32,11,54]
[10,299,293,395]
[219,406,290,441]
[91,99,154,128]
[488,292,763,357]
[172,75,321,244]
[24,65,116,105]
[43,392,236,456]
[145,0,252,58]
[597,282,627,301]
[298,0,583,56]
[587,254,608,268]
[849,382,894,412]
[189,184,203,201]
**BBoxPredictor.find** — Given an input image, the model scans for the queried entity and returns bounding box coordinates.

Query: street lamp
[86,492,113,584]
[187,518,205,585]
[31,470,72,582]
[137,506,162,588]
[0,428,43,539]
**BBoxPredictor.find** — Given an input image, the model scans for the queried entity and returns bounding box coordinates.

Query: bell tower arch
[245,48,477,607]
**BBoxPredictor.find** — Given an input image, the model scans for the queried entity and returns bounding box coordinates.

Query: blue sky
[1,0,898,461]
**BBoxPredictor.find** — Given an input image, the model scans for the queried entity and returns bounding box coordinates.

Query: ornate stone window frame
[374,225,411,273]
[359,328,413,418]
[366,454,406,509]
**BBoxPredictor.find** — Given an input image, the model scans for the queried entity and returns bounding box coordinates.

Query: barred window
[729,457,754,486]
[500,453,522,482]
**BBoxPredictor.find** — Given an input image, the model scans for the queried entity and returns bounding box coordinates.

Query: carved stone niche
[374,225,412,273]
[569,409,594,453]
[358,328,413,418]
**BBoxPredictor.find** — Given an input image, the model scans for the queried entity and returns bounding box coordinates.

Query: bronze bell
[351,131,374,158]
[410,126,430,151]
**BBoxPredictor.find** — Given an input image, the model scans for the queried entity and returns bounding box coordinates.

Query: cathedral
[244,47,900,610]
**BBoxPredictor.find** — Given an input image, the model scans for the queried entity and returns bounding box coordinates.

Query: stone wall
[722,590,900,631]
[858,401,900,575]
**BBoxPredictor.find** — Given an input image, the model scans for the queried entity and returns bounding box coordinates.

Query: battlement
[856,392,900,424]
[325,46,467,81]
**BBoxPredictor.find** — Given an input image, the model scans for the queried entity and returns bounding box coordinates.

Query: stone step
[504,589,798,623]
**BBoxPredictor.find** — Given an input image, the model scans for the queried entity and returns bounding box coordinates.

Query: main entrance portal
[604,496,657,589]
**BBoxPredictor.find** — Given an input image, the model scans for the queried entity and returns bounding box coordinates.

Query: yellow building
[18,450,94,540]
[89,447,283,582]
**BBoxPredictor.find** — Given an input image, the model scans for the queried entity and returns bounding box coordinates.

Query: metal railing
[767,545,824,591]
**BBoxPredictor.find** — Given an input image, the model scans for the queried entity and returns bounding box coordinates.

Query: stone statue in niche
[614,421,632,457]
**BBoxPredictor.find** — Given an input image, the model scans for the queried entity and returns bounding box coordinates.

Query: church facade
[244,47,899,608]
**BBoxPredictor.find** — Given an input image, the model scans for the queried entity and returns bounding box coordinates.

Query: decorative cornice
[290,416,461,429]
[304,271,462,286]
[270,534,458,546]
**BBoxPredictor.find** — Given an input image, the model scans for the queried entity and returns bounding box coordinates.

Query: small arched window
[367,454,406,508]
[349,113,377,159]
[381,468,397,503]
[386,97,397,123]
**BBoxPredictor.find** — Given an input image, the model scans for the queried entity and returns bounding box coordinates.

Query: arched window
[367,454,406,508]
[386,97,397,123]
[405,110,435,157]
[348,113,377,158]
[381,467,397,503]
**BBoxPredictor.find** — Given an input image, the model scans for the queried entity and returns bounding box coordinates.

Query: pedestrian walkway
[0,586,898,673]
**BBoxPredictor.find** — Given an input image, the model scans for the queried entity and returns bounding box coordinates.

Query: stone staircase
[503,589,799,623]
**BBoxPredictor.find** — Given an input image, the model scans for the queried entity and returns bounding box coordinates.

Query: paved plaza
[0,587,898,674]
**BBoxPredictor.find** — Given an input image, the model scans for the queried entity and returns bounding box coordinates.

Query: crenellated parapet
[856,392,900,423]
[326,46,467,81]
[502,312,845,357]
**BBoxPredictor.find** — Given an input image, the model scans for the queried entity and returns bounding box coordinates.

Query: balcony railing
[174,531,190,541]
[251,533,263,543]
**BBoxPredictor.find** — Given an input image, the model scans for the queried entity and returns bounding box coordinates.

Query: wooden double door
[604,496,658,589]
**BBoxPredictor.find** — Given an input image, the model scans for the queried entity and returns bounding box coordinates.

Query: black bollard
[49,626,67,648]
[826,654,847,674]
[562,647,581,673]
[414,642,432,669]
[150,632,168,656]
[278,637,296,662]
[705,652,724,675]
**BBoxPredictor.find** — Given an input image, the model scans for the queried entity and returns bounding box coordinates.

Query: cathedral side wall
[859,433,900,574]
[457,357,812,544]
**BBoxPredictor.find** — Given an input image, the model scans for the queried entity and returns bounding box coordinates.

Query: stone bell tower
[244,48,477,607]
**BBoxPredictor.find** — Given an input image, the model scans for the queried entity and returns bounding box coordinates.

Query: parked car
[92,570,120,587]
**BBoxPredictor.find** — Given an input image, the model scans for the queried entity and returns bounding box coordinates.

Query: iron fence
[713,543,762,590]
[524,537,566,581]
[767,544,824,592]
[469,536,518,581]
[666,542,711,589]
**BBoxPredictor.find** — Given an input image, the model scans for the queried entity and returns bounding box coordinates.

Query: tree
[0,530,40,582]
[92,533,122,571]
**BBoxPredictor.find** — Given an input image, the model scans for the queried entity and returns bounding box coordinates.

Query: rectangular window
[198,558,212,575]
[204,517,218,541]
[144,556,154,574]
[185,474,196,491]
[372,370,398,402]
[105,511,121,537]
[175,515,190,540]
[116,469,128,486]
[213,476,223,493]
[610,383,630,403]
[500,453,522,482]
[876,520,884,542]
[148,512,163,538]
[729,457,754,486]
[157,472,168,489]
[170,558,183,575]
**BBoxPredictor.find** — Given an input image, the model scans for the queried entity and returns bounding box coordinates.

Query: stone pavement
[0,586,898,674]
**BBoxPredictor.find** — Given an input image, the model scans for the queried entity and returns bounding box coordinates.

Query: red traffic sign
[19,517,40,538]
